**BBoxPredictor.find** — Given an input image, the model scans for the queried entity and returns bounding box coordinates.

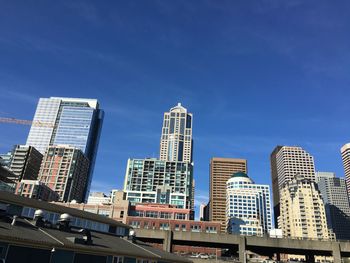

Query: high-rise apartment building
[226,172,272,236]
[8,145,42,182]
[340,143,350,198]
[26,97,104,200]
[38,145,90,202]
[209,157,247,232]
[316,172,350,240]
[123,158,193,210]
[279,175,329,240]
[270,146,315,225]
[159,103,193,163]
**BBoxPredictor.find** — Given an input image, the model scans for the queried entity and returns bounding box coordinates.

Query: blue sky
[1,1,350,217]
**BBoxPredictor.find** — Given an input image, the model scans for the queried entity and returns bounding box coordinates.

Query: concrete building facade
[123,158,193,210]
[279,175,329,240]
[87,192,111,205]
[159,103,193,163]
[0,165,16,192]
[54,190,130,224]
[26,97,104,200]
[226,172,272,236]
[8,145,42,182]
[15,179,59,201]
[0,151,13,167]
[199,203,206,221]
[209,157,247,232]
[270,146,316,225]
[316,172,350,240]
[38,145,89,202]
[341,143,350,198]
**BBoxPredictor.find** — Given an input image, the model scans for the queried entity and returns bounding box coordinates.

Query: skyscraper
[123,103,194,214]
[209,157,247,232]
[123,158,193,210]
[159,103,193,163]
[226,172,272,236]
[270,146,315,226]
[8,145,42,182]
[340,143,350,198]
[316,172,350,240]
[279,175,329,240]
[26,97,104,200]
[38,145,89,202]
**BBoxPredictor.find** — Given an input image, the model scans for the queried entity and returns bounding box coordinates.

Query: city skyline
[1,1,350,218]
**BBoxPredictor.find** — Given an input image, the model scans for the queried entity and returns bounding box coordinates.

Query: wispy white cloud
[194,189,209,207]
[0,34,127,67]
[0,90,38,105]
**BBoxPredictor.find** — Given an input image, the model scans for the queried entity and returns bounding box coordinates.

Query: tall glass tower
[159,103,193,163]
[26,97,104,200]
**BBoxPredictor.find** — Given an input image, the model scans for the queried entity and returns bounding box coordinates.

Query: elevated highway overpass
[135,229,350,263]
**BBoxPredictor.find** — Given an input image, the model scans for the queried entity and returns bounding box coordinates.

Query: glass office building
[26,97,104,200]
[226,172,272,236]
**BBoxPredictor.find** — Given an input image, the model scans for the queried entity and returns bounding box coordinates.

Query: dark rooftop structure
[0,191,191,263]
[231,172,249,178]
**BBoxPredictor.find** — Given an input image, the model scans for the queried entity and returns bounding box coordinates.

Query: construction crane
[0,117,54,128]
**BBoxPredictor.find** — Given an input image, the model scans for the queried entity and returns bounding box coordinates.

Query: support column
[332,243,342,263]
[276,253,281,261]
[305,254,315,263]
[162,230,173,252]
[238,236,246,263]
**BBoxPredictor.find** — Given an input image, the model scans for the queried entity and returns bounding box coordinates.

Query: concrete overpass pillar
[238,236,246,263]
[162,230,173,252]
[332,243,342,263]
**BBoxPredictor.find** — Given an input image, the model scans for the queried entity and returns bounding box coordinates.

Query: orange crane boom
[0,117,54,128]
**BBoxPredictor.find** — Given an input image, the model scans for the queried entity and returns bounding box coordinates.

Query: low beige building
[53,190,130,224]
[278,174,329,240]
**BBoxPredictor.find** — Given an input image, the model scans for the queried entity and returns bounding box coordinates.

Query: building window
[113,256,124,263]
[175,213,186,220]
[190,225,201,232]
[131,221,140,228]
[205,226,217,233]
[160,212,171,219]
[145,211,158,218]
[160,223,170,230]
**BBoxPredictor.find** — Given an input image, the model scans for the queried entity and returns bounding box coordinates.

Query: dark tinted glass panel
[74,253,106,263]
[169,118,175,133]
[186,115,191,128]
[180,118,185,134]
[6,246,50,263]
[178,142,183,161]
[51,249,74,263]
[124,257,136,263]
[334,178,341,187]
